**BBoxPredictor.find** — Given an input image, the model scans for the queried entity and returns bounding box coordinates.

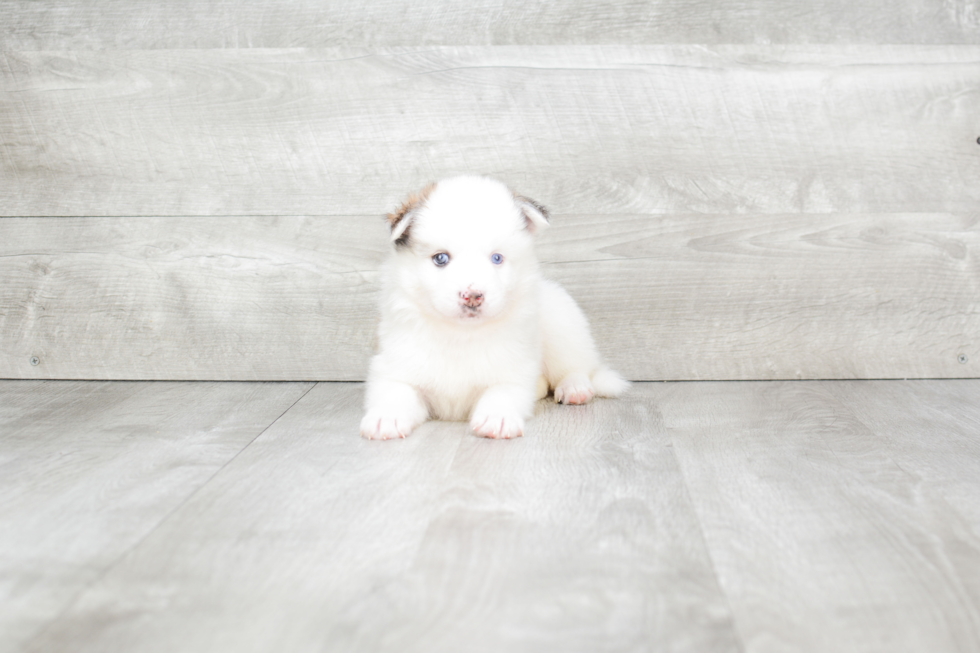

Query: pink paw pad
[554,381,595,405]
[470,415,524,439]
[360,414,413,440]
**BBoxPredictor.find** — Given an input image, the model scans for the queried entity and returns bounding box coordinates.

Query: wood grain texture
[0,380,313,653]
[544,212,980,380]
[656,381,980,653]
[19,382,740,653]
[7,380,980,652]
[1,0,979,49]
[2,46,978,217]
[340,395,739,652]
[2,212,976,381]
[828,380,980,531]
[0,215,385,381]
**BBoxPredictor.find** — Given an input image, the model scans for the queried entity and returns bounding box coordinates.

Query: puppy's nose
[460,290,484,307]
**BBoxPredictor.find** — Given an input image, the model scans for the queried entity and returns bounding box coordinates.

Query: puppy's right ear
[387,182,436,247]
[515,194,550,235]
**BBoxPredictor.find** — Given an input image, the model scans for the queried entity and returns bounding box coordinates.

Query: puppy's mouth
[460,305,483,319]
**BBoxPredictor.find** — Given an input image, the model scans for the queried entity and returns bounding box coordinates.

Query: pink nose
[460,290,484,307]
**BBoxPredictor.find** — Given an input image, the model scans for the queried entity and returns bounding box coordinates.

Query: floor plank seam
[662,419,750,653]
[21,381,320,650]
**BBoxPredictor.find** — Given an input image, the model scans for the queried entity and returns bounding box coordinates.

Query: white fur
[360,175,628,440]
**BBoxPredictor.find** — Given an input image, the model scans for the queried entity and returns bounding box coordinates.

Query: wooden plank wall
[1,2,978,381]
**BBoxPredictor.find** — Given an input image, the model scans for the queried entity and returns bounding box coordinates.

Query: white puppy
[360,175,628,440]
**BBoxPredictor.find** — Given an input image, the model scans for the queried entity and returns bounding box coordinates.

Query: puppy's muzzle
[460,290,484,308]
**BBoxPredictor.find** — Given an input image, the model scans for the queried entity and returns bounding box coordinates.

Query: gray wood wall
[1,2,978,381]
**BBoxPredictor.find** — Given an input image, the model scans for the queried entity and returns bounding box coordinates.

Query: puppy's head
[386,175,549,323]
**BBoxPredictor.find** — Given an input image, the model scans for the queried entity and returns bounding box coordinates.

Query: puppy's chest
[412,334,536,419]
[417,333,533,384]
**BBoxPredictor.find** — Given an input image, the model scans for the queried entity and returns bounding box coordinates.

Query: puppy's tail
[591,367,630,397]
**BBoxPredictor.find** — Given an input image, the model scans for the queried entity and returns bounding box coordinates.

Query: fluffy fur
[360,175,629,440]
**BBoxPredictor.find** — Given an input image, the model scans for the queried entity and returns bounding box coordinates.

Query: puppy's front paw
[554,374,595,405]
[470,413,525,439]
[360,410,419,440]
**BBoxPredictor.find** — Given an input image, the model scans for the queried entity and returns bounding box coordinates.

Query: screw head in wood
[30,356,40,366]
[959,354,969,364]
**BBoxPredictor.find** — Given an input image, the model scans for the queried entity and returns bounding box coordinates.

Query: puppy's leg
[540,279,629,404]
[535,375,549,400]
[470,384,535,439]
[553,372,595,405]
[360,379,429,440]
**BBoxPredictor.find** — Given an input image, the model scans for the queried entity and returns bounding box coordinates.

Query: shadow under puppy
[361,175,628,440]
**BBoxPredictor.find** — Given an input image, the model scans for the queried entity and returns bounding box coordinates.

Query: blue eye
[491,253,504,265]
[432,252,450,267]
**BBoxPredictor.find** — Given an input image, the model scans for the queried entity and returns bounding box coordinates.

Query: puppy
[360,175,628,440]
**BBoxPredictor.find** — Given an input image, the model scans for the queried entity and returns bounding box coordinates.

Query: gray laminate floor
[2,380,979,653]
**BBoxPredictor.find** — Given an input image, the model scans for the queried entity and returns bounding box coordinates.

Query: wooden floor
[1,380,978,652]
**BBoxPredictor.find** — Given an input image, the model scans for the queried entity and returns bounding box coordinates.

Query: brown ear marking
[387,182,436,247]
[514,193,550,233]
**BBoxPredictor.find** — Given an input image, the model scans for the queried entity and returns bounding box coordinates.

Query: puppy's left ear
[387,182,436,247]
[515,194,550,235]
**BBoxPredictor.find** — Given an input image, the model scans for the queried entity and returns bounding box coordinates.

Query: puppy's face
[387,176,549,324]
